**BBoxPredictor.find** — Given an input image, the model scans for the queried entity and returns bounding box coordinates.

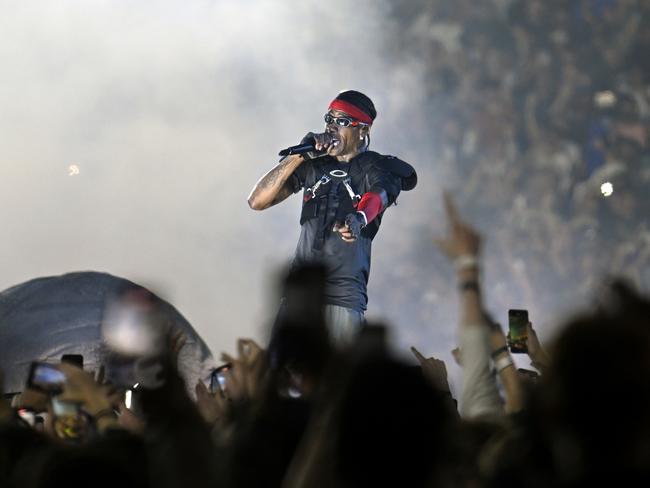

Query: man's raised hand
[333,213,364,243]
[301,132,333,159]
[411,346,451,393]
[433,192,481,260]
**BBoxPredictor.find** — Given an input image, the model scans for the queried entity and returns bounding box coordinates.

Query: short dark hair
[334,90,377,121]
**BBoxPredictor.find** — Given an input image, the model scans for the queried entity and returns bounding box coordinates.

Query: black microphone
[278,142,316,157]
[278,133,332,157]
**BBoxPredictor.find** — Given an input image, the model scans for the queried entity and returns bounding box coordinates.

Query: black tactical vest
[297,151,417,248]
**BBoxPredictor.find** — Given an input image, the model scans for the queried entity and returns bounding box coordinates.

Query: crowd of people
[373,0,649,332]
[2,1,649,486]
[2,193,650,487]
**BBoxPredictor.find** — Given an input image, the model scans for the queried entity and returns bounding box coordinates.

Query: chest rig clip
[304,169,361,207]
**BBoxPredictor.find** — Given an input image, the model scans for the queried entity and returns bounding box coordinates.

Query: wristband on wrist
[459,280,479,293]
[494,355,514,373]
[357,192,384,224]
[356,210,368,227]
[454,255,479,272]
[490,346,509,359]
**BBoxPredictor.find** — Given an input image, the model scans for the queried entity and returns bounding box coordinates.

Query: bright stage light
[594,90,616,108]
[600,181,614,197]
[68,165,80,176]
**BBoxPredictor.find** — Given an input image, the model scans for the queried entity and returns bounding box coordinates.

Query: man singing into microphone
[248,90,417,342]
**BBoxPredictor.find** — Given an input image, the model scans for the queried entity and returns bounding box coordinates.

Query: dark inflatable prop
[0,271,215,394]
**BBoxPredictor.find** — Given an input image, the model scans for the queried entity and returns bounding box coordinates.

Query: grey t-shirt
[288,152,405,312]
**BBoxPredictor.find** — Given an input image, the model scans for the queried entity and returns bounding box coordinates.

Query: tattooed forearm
[247,155,303,210]
[270,184,294,206]
[258,161,286,189]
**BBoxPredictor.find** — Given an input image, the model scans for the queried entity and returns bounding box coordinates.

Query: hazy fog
[0,1,450,361]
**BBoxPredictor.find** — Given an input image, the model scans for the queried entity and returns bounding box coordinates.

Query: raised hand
[57,362,119,432]
[411,346,451,393]
[219,338,266,402]
[58,363,113,415]
[301,132,333,159]
[11,386,49,413]
[433,192,482,260]
[526,322,550,370]
[333,213,365,243]
[194,380,227,426]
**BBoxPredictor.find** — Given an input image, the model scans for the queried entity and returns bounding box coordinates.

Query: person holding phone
[507,309,530,354]
[434,193,524,418]
[53,362,119,434]
[525,321,551,373]
[248,90,417,343]
[505,312,551,373]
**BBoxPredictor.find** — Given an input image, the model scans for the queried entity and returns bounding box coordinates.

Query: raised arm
[434,193,506,419]
[247,154,305,211]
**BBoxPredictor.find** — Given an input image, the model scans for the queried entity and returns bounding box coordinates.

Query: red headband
[328,99,374,125]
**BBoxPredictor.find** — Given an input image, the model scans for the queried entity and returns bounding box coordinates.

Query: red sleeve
[357,192,384,224]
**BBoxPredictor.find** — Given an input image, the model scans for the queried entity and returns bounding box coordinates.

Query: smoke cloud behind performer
[248,90,417,342]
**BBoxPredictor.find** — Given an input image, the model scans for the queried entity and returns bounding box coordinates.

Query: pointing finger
[410,346,427,364]
[443,191,462,228]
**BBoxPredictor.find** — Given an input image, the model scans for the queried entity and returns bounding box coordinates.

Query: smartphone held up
[210,363,232,396]
[27,362,67,394]
[508,309,529,354]
[26,354,85,395]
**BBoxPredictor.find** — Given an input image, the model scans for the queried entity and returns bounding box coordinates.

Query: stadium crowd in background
[373,0,649,334]
[2,1,649,487]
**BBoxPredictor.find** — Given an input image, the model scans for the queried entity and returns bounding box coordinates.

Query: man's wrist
[493,354,514,373]
[284,153,305,166]
[356,210,368,227]
[457,266,479,280]
[457,264,480,294]
[491,346,509,359]
[458,280,480,293]
[454,254,479,272]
